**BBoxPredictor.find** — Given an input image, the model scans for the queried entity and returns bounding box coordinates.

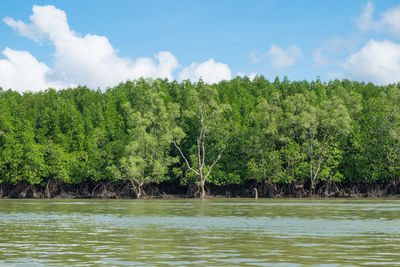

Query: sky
[1,0,400,92]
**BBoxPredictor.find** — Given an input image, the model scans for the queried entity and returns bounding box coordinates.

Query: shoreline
[1,180,399,199]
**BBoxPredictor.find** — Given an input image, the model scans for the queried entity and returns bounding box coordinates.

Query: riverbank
[0,180,399,199]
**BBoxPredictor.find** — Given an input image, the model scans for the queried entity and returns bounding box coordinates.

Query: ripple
[0,199,400,266]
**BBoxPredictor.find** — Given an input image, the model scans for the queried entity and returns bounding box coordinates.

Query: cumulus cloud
[313,2,400,84]
[0,47,75,91]
[3,17,44,43]
[2,5,180,90]
[0,48,50,91]
[343,39,400,84]
[179,59,231,84]
[357,1,400,36]
[251,45,302,70]
[1,5,235,91]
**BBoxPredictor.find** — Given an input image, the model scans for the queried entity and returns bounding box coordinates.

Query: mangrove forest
[0,76,399,198]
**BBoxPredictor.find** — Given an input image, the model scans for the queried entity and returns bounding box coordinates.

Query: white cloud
[357,1,400,36]
[315,2,400,81]
[2,5,236,91]
[0,47,49,91]
[312,36,360,68]
[0,48,50,92]
[357,1,376,32]
[268,45,302,69]
[4,5,180,90]
[1,5,237,91]
[236,72,257,80]
[343,39,400,84]
[251,45,302,70]
[3,17,44,43]
[381,6,400,36]
[0,48,74,91]
[179,58,231,84]
[248,72,257,80]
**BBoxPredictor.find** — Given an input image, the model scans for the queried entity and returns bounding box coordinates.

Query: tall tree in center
[173,81,231,199]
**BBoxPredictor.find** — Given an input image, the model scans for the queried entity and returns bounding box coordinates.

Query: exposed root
[0,180,399,199]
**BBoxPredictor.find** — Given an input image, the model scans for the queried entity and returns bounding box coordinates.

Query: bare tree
[173,85,230,199]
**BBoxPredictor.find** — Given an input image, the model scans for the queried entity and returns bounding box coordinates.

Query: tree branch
[197,137,201,170]
[199,108,206,168]
[173,141,199,175]
[204,144,226,180]
[203,123,231,180]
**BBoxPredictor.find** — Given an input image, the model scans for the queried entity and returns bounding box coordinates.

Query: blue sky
[1,1,400,91]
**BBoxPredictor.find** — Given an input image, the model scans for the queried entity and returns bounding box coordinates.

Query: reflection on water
[0,199,400,266]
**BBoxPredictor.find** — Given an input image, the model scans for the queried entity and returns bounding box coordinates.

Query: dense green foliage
[0,77,399,196]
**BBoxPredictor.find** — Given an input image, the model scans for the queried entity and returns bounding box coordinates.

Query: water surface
[0,198,399,266]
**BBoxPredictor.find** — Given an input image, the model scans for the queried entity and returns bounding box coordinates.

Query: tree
[302,97,351,195]
[0,77,399,199]
[173,82,231,199]
[247,94,284,183]
[109,88,181,198]
[357,89,400,183]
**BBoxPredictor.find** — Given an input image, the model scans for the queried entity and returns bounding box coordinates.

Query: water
[0,199,400,266]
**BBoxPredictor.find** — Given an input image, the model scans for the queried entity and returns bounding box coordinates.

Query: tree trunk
[137,182,145,199]
[309,180,315,197]
[91,183,101,197]
[46,180,51,198]
[20,184,30,198]
[200,180,206,199]
[130,180,141,199]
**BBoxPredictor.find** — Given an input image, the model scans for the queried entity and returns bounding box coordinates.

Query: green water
[0,199,399,266]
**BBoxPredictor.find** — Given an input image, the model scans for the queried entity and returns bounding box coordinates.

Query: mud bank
[1,180,400,199]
